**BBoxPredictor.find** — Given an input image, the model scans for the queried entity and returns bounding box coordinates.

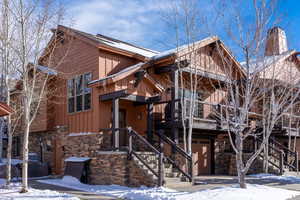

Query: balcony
[154,99,261,131]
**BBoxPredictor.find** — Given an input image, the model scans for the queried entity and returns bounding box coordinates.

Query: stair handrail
[156,131,193,182]
[269,137,297,156]
[127,127,164,186]
[255,136,298,172]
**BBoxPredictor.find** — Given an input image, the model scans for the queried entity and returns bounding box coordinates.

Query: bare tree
[209,0,300,188]
[0,0,69,192]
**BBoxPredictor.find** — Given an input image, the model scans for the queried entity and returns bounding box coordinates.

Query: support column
[112,98,119,150]
[147,103,154,144]
[171,69,179,144]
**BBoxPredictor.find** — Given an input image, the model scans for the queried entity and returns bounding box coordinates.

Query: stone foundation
[64,131,157,187]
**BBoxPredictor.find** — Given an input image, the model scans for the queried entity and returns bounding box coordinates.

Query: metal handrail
[156,131,193,182]
[127,127,164,186]
[256,136,298,171]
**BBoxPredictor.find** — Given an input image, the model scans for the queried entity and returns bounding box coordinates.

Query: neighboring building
[12,25,300,186]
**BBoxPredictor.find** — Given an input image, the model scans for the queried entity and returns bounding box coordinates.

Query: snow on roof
[95,34,159,58]
[65,157,91,162]
[240,50,294,74]
[37,65,57,75]
[89,62,145,85]
[60,26,159,58]
[150,36,218,62]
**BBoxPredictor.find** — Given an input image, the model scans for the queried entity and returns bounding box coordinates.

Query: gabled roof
[56,25,159,60]
[150,36,219,62]
[89,36,244,87]
[89,62,144,86]
[240,50,297,74]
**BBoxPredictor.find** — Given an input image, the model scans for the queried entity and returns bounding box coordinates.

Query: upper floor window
[68,72,92,113]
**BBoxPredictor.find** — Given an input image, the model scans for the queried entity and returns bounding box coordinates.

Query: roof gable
[56,25,158,61]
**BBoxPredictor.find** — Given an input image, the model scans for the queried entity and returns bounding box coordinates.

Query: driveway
[29,180,119,200]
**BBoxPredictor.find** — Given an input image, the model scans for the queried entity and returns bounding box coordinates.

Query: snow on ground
[250,173,300,183]
[0,178,79,200]
[0,158,22,166]
[38,176,300,200]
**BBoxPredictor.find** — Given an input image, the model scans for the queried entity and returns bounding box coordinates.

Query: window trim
[67,72,92,114]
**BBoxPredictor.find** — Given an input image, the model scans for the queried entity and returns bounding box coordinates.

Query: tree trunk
[6,115,12,185]
[0,118,4,161]
[21,107,30,193]
[239,171,247,188]
[235,135,247,188]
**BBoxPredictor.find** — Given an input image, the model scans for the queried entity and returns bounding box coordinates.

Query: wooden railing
[255,136,285,174]
[255,136,299,174]
[155,131,193,182]
[278,113,300,133]
[127,127,165,186]
[268,137,299,171]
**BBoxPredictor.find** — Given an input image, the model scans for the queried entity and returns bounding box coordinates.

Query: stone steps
[133,152,183,184]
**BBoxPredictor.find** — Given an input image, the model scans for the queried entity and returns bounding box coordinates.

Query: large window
[68,72,92,113]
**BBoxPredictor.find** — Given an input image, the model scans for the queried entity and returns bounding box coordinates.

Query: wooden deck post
[296,152,299,175]
[171,69,179,144]
[147,103,154,144]
[112,98,119,150]
[280,150,284,175]
[158,135,165,186]
[128,130,132,160]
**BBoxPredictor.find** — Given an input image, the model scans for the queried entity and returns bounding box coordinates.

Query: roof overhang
[0,102,13,117]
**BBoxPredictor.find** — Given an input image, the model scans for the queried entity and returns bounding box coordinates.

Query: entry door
[192,140,211,175]
[119,109,127,147]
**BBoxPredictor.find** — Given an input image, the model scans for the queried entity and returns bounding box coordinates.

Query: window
[67,72,92,113]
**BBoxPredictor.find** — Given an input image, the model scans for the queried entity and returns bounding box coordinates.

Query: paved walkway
[29,180,118,200]
[166,175,300,192]
[166,175,300,200]
[29,175,300,200]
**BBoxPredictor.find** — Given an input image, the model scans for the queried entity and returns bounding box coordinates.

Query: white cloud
[66,0,169,50]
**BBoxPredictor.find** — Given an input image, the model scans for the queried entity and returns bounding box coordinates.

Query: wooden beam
[112,98,119,150]
[100,90,127,101]
[134,95,162,106]
[155,64,177,74]
[121,94,146,103]
[147,103,154,144]
[154,60,189,74]
[171,69,179,144]
[134,70,146,87]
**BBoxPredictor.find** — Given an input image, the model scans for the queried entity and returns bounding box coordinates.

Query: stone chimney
[265,27,288,56]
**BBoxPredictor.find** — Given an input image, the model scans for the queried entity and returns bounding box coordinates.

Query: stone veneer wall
[16,126,68,174]
[215,134,280,175]
[64,131,157,187]
[28,130,57,171]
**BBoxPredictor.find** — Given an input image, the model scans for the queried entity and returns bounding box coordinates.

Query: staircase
[255,136,299,175]
[126,127,193,186]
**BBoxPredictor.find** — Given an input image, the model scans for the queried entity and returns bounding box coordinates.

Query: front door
[192,140,211,175]
[119,109,127,147]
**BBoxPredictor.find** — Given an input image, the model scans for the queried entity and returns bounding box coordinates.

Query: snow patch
[65,157,91,162]
[250,173,300,183]
[68,132,97,137]
[0,158,22,166]
[0,179,79,200]
[38,176,300,200]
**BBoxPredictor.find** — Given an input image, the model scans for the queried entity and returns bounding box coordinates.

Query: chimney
[265,27,288,56]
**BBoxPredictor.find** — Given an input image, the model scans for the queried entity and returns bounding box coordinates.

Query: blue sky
[63,0,300,59]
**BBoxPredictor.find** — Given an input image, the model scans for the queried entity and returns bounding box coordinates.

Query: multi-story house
[12,25,300,187]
